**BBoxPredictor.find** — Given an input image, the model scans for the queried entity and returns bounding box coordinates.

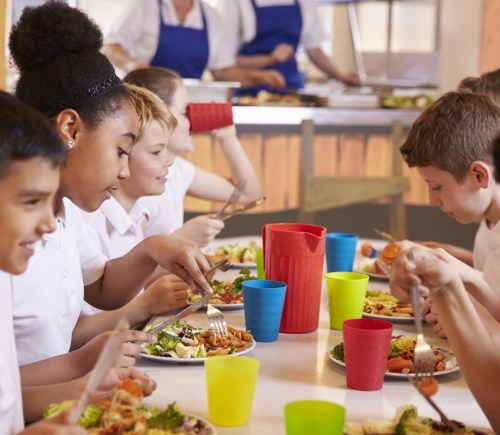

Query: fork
[407,251,435,385]
[207,303,229,337]
[213,177,248,219]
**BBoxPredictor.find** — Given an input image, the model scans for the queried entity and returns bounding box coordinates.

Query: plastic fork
[407,250,435,385]
[213,178,248,219]
[207,303,229,338]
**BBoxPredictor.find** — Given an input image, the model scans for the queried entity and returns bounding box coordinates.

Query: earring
[67,140,75,149]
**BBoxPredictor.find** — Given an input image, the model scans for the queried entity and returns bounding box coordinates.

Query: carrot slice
[416,376,439,397]
[387,357,413,373]
[381,242,400,261]
[116,378,143,397]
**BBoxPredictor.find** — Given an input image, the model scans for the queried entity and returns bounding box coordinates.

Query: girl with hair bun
[8,0,210,421]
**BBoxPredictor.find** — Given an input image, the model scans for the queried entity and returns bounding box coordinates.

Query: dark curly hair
[0,91,65,178]
[9,0,129,126]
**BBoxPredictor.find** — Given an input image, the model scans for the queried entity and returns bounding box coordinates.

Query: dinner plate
[141,340,256,364]
[188,300,244,310]
[353,259,389,281]
[362,311,414,323]
[229,262,257,269]
[328,344,459,378]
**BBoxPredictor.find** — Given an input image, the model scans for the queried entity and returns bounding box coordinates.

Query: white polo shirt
[82,197,150,315]
[0,272,24,434]
[139,157,196,238]
[221,0,328,59]
[12,198,107,365]
[105,0,234,71]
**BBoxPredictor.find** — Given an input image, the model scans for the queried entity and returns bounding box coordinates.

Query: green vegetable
[44,401,102,428]
[147,402,185,430]
[395,405,431,434]
[331,342,344,361]
[388,341,401,359]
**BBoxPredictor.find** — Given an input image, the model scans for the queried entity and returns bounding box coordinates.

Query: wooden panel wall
[183,132,429,214]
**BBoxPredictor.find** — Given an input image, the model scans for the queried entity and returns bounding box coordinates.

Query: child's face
[121,119,173,199]
[168,84,195,156]
[417,165,492,224]
[0,158,59,274]
[60,100,139,212]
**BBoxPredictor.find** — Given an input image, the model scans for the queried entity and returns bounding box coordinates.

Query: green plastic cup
[205,356,259,426]
[327,271,369,330]
[284,400,345,435]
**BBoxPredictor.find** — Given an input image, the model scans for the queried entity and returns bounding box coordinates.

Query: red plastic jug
[262,223,326,333]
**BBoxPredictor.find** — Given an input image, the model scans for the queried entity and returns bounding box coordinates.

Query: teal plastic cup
[284,400,345,435]
[243,279,287,342]
[325,233,359,272]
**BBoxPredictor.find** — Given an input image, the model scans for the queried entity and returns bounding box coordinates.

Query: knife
[407,376,463,433]
[68,317,129,424]
[219,196,266,221]
[373,228,398,242]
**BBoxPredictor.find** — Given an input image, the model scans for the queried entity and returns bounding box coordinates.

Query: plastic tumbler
[327,271,369,330]
[243,279,287,342]
[325,233,359,272]
[284,400,345,435]
[342,318,393,391]
[205,356,259,426]
[186,102,234,133]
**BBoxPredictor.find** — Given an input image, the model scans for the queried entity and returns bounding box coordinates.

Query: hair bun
[9,0,103,73]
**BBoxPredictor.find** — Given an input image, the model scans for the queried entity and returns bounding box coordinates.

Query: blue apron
[238,0,303,95]
[150,0,209,79]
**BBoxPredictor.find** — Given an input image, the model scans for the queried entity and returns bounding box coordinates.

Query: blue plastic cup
[243,280,287,342]
[325,233,359,272]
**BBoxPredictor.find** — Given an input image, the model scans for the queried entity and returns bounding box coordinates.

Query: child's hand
[142,274,189,313]
[212,125,237,142]
[175,215,225,247]
[22,412,85,434]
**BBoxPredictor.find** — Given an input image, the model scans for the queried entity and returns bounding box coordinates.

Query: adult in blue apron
[238,0,303,95]
[150,0,209,79]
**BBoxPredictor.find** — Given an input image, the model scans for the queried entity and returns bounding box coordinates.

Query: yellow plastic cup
[327,271,369,330]
[205,356,259,426]
[284,400,345,435]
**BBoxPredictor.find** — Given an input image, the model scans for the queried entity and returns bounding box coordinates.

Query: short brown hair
[400,92,500,181]
[458,69,500,105]
[123,67,182,107]
[123,83,177,140]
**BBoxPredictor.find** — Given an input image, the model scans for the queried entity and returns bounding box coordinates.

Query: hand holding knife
[217,197,266,221]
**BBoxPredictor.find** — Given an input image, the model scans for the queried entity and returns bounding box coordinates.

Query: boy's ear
[54,109,81,149]
[470,161,491,187]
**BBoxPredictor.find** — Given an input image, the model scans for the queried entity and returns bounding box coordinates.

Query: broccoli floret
[147,402,185,430]
[79,404,103,428]
[331,342,344,361]
[388,341,401,359]
[395,406,432,435]
[157,331,181,351]
[44,402,102,428]
[230,268,257,295]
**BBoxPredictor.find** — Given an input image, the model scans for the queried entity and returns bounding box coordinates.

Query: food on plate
[44,379,214,434]
[360,241,378,258]
[144,321,253,358]
[345,405,489,435]
[359,242,400,276]
[235,90,302,106]
[416,376,439,397]
[189,267,256,305]
[331,336,448,374]
[382,94,436,109]
[364,290,414,318]
[212,240,259,264]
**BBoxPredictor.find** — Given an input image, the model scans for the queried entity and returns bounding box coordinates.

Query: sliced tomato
[386,357,414,373]
[116,379,143,398]
[416,376,439,396]
[381,242,400,261]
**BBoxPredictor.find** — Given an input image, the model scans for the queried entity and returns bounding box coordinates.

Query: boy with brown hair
[391,91,500,334]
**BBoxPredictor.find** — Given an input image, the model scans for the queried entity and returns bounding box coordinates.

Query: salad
[188,268,256,305]
[212,241,259,264]
[143,321,253,358]
[44,379,214,434]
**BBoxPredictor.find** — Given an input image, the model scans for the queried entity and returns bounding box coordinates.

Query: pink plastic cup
[186,102,234,133]
[342,318,393,391]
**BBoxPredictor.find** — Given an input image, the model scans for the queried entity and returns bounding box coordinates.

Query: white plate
[188,300,244,310]
[328,343,459,378]
[353,259,389,281]
[141,340,256,364]
[229,262,256,269]
[363,311,414,323]
[181,414,217,434]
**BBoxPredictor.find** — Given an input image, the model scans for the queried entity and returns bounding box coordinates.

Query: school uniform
[12,198,107,365]
[0,272,24,433]
[138,156,196,238]
[223,0,327,93]
[82,197,150,315]
[106,0,234,78]
[474,220,500,295]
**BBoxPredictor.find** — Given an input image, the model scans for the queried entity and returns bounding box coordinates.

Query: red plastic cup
[342,318,393,391]
[262,223,326,333]
[186,102,234,133]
